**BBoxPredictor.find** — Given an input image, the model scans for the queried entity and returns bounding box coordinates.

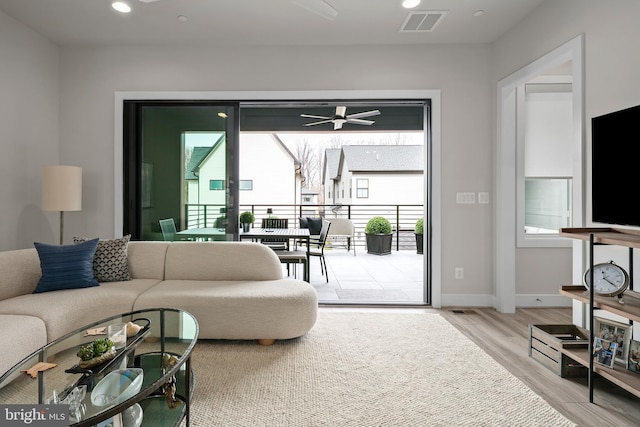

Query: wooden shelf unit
[559,227,640,402]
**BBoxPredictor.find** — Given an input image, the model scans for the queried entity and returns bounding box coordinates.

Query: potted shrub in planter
[239,211,255,232]
[415,218,424,254]
[365,216,393,255]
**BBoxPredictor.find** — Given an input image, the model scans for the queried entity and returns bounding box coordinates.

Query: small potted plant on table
[239,211,255,233]
[365,216,393,255]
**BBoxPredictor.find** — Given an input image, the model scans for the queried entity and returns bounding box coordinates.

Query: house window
[356,179,369,198]
[517,80,575,246]
[209,179,225,190]
[239,180,253,190]
[524,178,571,233]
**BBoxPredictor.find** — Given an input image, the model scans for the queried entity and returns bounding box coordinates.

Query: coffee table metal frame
[0,307,199,427]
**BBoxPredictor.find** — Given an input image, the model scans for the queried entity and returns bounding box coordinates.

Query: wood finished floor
[441,307,640,427]
[321,306,640,426]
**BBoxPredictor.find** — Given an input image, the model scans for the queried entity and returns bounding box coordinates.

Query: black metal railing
[184,203,424,251]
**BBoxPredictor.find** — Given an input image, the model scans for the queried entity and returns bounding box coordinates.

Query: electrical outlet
[455,267,464,279]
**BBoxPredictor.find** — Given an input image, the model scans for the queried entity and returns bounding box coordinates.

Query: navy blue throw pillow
[33,238,100,293]
[299,217,309,229]
[306,217,323,235]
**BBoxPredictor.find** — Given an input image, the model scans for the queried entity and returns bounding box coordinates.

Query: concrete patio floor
[283,247,426,304]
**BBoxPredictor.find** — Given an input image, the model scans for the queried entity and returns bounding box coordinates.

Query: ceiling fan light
[402,0,421,9]
[112,1,131,13]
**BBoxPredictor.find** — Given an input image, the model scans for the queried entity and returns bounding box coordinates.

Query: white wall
[56,43,493,301]
[492,0,640,303]
[350,174,424,206]
[0,10,59,250]
[239,134,299,206]
[11,0,639,305]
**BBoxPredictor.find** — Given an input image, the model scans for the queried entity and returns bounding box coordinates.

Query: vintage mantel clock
[583,260,630,304]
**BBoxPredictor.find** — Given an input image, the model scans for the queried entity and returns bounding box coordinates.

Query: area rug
[184,311,575,426]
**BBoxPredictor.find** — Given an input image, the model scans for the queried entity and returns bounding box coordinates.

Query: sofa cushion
[0,248,41,300]
[164,242,283,281]
[33,238,99,293]
[127,241,170,280]
[306,217,323,235]
[0,279,162,342]
[74,235,132,282]
[0,314,47,378]
[133,278,318,340]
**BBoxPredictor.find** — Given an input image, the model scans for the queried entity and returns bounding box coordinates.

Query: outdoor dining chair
[309,219,331,283]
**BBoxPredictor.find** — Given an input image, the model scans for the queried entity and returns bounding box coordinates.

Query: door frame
[114,89,441,307]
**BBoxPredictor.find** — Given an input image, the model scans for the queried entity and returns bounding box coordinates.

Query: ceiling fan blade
[301,114,331,119]
[345,118,376,126]
[303,120,333,127]
[346,109,381,120]
[335,106,347,117]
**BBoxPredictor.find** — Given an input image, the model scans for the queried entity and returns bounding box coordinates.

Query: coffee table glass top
[0,308,198,427]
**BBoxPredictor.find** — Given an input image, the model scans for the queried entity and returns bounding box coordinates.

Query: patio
[287,246,426,304]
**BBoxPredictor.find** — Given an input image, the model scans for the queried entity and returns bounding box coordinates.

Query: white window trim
[496,35,584,313]
[516,78,574,248]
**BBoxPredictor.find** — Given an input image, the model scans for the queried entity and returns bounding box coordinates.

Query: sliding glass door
[123,101,239,241]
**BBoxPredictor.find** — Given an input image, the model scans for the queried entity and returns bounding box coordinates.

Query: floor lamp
[42,165,82,245]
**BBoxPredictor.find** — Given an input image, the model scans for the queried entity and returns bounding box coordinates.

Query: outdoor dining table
[240,228,311,282]
[175,227,227,241]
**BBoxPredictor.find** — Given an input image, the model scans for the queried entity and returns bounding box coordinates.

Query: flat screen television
[591,104,640,227]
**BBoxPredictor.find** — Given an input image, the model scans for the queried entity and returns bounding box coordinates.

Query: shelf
[561,347,640,399]
[560,227,640,249]
[560,286,640,322]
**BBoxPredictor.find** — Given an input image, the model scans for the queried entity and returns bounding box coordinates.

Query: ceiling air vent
[400,10,448,33]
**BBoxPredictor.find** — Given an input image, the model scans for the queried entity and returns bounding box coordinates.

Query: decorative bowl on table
[91,368,144,407]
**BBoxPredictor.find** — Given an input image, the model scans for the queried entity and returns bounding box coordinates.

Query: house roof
[342,145,424,172]
[324,149,342,181]
[185,146,214,180]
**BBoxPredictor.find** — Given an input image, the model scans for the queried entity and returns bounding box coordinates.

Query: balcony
[185,203,426,304]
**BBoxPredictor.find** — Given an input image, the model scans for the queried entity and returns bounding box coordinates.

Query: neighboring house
[323,145,424,207]
[301,188,319,217]
[185,133,302,220]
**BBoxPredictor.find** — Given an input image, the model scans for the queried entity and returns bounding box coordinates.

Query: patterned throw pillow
[73,235,132,282]
[33,238,100,293]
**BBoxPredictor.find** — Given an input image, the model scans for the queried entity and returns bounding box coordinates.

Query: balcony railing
[184,203,424,251]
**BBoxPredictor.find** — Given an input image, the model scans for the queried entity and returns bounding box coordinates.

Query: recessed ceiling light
[402,0,421,8]
[473,10,485,17]
[112,1,131,13]
[178,15,189,22]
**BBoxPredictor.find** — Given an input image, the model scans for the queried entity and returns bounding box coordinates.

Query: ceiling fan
[301,106,381,130]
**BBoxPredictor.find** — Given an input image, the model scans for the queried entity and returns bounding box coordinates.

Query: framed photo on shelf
[593,316,632,365]
[628,340,640,373]
[593,337,618,368]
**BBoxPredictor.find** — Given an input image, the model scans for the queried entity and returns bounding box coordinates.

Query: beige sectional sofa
[0,241,318,377]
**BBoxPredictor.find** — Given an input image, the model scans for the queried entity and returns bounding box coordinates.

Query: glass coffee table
[0,308,198,427]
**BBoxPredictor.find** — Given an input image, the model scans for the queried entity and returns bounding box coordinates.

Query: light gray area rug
[185,312,575,427]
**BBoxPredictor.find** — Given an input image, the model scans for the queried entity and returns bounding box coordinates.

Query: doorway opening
[119,92,437,307]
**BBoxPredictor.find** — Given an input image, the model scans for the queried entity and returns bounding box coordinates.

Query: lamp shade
[42,165,82,212]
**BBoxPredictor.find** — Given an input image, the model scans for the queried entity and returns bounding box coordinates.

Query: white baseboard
[441,294,495,307]
[440,293,572,308]
[516,294,572,307]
